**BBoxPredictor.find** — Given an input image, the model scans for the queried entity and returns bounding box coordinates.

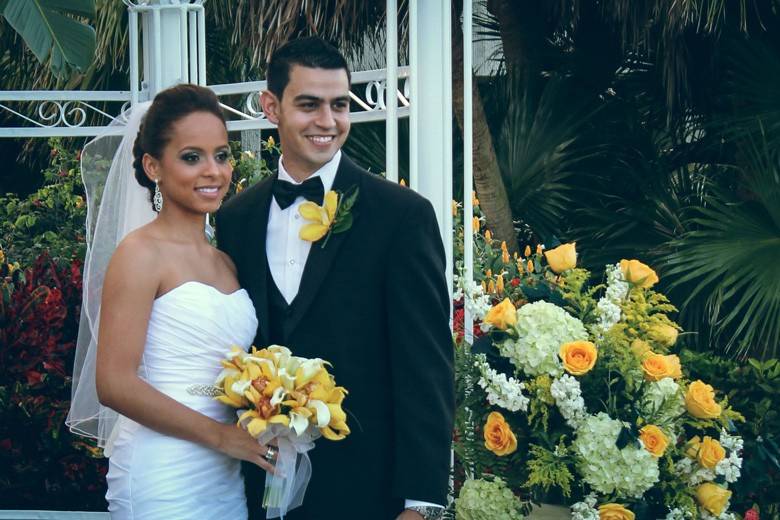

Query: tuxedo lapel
[244,174,276,346]
[285,156,363,337]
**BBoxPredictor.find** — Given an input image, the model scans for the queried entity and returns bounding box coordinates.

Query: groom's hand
[396,510,424,520]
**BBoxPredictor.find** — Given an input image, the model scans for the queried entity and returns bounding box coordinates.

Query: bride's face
[149,111,232,215]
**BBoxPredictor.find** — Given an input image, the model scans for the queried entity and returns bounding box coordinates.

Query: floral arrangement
[215,344,349,441]
[453,221,744,519]
[214,344,349,517]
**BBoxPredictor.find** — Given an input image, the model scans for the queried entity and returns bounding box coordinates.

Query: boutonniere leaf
[299,185,359,248]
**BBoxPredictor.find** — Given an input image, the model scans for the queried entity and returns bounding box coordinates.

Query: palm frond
[663,135,780,359]
[495,71,603,241]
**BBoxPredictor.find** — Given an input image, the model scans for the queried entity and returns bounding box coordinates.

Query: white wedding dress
[105,281,258,519]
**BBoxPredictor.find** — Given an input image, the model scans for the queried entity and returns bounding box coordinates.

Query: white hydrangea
[716,429,743,483]
[571,494,599,520]
[572,412,660,498]
[594,263,629,334]
[475,354,529,412]
[498,301,587,377]
[638,378,685,430]
[550,374,587,428]
[454,274,492,321]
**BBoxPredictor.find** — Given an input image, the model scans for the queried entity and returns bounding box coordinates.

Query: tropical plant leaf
[1,0,96,78]
[663,136,780,359]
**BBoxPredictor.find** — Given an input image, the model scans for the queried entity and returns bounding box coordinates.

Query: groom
[216,37,454,520]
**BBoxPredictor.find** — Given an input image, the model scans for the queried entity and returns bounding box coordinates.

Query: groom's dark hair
[267,36,351,99]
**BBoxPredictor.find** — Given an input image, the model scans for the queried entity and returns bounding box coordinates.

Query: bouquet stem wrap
[252,421,321,518]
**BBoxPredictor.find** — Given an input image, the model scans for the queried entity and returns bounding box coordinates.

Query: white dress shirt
[265,150,442,512]
[266,151,341,303]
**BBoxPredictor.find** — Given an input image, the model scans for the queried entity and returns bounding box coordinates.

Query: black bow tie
[272,176,325,210]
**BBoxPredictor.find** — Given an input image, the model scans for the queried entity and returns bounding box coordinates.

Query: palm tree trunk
[451,8,518,253]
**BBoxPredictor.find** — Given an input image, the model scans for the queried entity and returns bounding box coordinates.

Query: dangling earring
[153,179,163,212]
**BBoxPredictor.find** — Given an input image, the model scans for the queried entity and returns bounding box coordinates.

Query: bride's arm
[95,235,274,473]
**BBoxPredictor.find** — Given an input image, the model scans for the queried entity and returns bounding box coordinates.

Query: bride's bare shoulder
[105,226,164,284]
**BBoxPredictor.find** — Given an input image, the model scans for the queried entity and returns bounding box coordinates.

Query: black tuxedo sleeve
[386,196,454,505]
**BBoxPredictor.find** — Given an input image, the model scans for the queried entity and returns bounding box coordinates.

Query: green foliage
[524,443,574,497]
[681,350,780,517]
[0,138,87,265]
[1,0,96,79]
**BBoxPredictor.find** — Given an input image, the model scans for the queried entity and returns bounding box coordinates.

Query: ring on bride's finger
[263,446,277,462]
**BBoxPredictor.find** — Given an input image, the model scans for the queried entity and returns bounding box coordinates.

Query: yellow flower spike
[496,274,505,294]
[472,216,480,233]
[472,191,479,207]
[536,244,543,255]
[480,281,487,292]
[513,251,518,260]
[527,259,535,273]
[451,200,458,216]
[487,280,496,294]
[502,249,510,264]
[524,245,532,257]
[485,230,493,242]
[323,191,338,221]
[266,136,275,148]
[400,178,407,187]
[501,241,508,253]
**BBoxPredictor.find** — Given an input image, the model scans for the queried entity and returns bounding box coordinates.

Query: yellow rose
[483,411,518,456]
[685,380,722,419]
[649,322,679,347]
[599,504,635,520]
[544,243,577,273]
[642,353,682,381]
[696,483,732,516]
[639,425,669,457]
[483,298,517,330]
[697,436,726,469]
[619,259,659,288]
[685,436,702,459]
[630,339,652,359]
[559,341,598,375]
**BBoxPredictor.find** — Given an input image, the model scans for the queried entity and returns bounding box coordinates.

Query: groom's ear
[260,90,280,125]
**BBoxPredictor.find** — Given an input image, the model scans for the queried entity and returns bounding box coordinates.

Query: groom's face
[262,65,351,180]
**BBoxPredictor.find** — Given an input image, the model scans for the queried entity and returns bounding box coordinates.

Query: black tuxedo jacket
[216,154,454,519]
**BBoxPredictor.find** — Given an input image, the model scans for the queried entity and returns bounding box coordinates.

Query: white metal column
[409,0,453,301]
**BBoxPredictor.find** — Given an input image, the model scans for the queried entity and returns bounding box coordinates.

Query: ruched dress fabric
[106,281,258,520]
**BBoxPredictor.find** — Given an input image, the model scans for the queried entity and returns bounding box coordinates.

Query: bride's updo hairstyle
[132,84,226,204]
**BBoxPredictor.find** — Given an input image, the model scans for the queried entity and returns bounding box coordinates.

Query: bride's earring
[153,179,163,212]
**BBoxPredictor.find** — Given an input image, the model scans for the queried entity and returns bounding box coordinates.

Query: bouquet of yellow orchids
[214,345,350,517]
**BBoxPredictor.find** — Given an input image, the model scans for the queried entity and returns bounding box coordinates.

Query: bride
[67,84,274,518]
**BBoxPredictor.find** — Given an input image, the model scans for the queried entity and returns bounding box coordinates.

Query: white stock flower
[498,301,587,377]
[475,354,529,412]
[455,274,492,321]
[550,374,587,428]
[594,263,629,335]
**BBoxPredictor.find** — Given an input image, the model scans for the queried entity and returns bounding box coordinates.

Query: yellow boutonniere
[298,186,359,248]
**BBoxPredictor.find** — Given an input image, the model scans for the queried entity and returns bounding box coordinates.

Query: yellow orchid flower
[299,191,339,242]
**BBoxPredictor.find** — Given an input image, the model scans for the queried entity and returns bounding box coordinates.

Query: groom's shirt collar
[277,150,341,194]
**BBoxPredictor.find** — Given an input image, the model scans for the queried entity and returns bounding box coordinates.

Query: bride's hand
[214,422,276,474]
